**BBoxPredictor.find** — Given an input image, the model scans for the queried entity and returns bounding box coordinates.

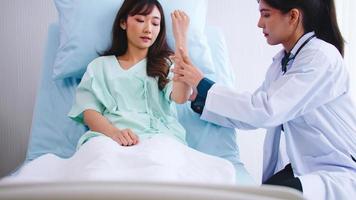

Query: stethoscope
[281,34,316,74]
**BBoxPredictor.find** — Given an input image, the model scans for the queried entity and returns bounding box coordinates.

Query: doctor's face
[257,0,292,46]
[121,6,161,50]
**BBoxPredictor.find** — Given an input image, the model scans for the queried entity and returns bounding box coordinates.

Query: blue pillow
[52,0,214,80]
[204,26,236,88]
[26,23,86,161]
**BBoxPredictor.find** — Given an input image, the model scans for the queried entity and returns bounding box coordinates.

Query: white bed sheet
[0,136,304,200]
[1,135,235,185]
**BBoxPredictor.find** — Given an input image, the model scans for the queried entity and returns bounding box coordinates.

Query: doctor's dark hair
[258,0,344,57]
[102,0,173,90]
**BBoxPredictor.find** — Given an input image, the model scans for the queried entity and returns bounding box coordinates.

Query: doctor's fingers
[179,47,193,65]
[189,89,198,101]
[171,66,188,79]
[172,70,184,81]
[176,60,200,79]
[173,56,194,71]
[172,71,196,86]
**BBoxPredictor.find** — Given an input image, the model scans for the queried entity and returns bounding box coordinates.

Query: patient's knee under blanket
[1,135,236,185]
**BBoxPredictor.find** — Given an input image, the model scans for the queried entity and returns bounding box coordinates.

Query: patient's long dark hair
[102,0,173,90]
[258,0,344,56]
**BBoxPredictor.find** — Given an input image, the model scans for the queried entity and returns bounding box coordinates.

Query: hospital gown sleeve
[162,65,174,102]
[68,64,105,124]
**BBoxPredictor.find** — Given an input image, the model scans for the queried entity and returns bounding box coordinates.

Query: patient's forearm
[170,10,191,104]
[171,81,191,104]
[171,67,191,104]
[83,109,117,137]
[171,35,191,104]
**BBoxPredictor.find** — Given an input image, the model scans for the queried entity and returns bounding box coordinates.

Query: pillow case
[26,23,86,162]
[52,0,214,80]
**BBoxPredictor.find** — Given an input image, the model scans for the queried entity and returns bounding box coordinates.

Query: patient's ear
[120,20,126,30]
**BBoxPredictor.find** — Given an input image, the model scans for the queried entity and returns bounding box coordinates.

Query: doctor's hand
[110,128,139,146]
[189,88,198,101]
[172,48,204,88]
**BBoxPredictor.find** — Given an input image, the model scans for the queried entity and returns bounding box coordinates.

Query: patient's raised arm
[170,10,191,104]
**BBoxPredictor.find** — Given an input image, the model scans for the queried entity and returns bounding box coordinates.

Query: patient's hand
[171,10,189,50]
[110,128,139,146]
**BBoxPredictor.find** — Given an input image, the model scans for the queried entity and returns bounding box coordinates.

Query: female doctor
[172,0,356,199]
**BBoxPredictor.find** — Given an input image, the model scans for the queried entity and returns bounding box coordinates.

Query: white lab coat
[201,32,356,200]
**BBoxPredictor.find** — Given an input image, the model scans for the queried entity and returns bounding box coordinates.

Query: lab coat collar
[289,31,315,57]
[272,32,315,62]
[273,50,285,62]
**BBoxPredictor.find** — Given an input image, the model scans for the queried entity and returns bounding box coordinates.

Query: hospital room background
[0,0,355,184]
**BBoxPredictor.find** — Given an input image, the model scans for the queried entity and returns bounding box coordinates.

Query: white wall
[0,0,57,177]
[335,0,356,100]
[0,0,354,183]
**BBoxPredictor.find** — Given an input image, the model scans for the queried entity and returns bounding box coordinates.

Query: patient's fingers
[174,10,182,19]
[127,129,139,145]
[121,129,134,146]
[174,10,189,20]
[182,11,189,21]
[116,133,127,146]
[112,134,122,145]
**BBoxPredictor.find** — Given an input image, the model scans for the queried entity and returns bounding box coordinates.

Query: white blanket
[1,135,235,185]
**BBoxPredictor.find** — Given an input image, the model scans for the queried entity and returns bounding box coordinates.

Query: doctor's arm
[174,48,347,128]
[204,50,348,128]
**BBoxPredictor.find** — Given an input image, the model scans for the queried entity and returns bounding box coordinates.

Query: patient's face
[124,6,161,50]
[257,0,292,46]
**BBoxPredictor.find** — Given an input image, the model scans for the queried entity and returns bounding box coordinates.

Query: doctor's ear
[289,8,301,25]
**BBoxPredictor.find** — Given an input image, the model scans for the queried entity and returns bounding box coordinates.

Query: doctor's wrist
[196,77,215,99]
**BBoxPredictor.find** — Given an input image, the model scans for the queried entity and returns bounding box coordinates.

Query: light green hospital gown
[68,56,186,148]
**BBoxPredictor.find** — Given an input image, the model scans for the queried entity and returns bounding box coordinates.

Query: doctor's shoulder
[297,38,344,72]
[310,38,343,63]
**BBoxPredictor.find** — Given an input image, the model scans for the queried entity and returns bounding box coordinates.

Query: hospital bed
[0,0,304,199]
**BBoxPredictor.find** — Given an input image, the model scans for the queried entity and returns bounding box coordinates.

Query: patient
[68,0,191,148]
[0,0,235,185]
